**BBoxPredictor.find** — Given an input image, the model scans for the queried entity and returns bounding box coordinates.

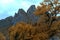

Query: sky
[0,0,43,20]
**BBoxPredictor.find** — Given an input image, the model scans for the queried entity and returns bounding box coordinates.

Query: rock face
[12,9,28,24]
[12,5,39,24]
[0,16,13,27]
[27,5,39,24]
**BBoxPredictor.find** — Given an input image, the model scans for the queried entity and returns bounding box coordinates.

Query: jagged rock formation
[27,5,39,24]
[12,5,39,24]
[0,5,38,27]
[12,9,28,24]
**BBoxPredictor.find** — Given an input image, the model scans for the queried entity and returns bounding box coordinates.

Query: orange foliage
[8,20,60,40]
[34,4,51,15]
[34,0,60,16]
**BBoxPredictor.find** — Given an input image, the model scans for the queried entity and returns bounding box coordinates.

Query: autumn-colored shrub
[8,20,60,40]
[8,22,49,40]
[8,22,35,40]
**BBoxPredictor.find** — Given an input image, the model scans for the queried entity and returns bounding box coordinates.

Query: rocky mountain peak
[0,5,38,27]
[27,5,39,24]
[27,5,36,14]
[18,9,26,15]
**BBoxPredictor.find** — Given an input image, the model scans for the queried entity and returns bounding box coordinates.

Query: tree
[34,0,60,27]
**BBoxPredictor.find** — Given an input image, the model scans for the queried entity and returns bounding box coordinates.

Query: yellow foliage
[8,20,60,40]
[34,4,51,15]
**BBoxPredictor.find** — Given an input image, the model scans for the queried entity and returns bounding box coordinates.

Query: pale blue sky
[0,0,43,20]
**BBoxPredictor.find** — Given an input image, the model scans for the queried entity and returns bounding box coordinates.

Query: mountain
[12,5,39,25]
[0,5,38,27]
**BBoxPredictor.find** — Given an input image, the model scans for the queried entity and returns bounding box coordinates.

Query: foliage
[8,20,60,40]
